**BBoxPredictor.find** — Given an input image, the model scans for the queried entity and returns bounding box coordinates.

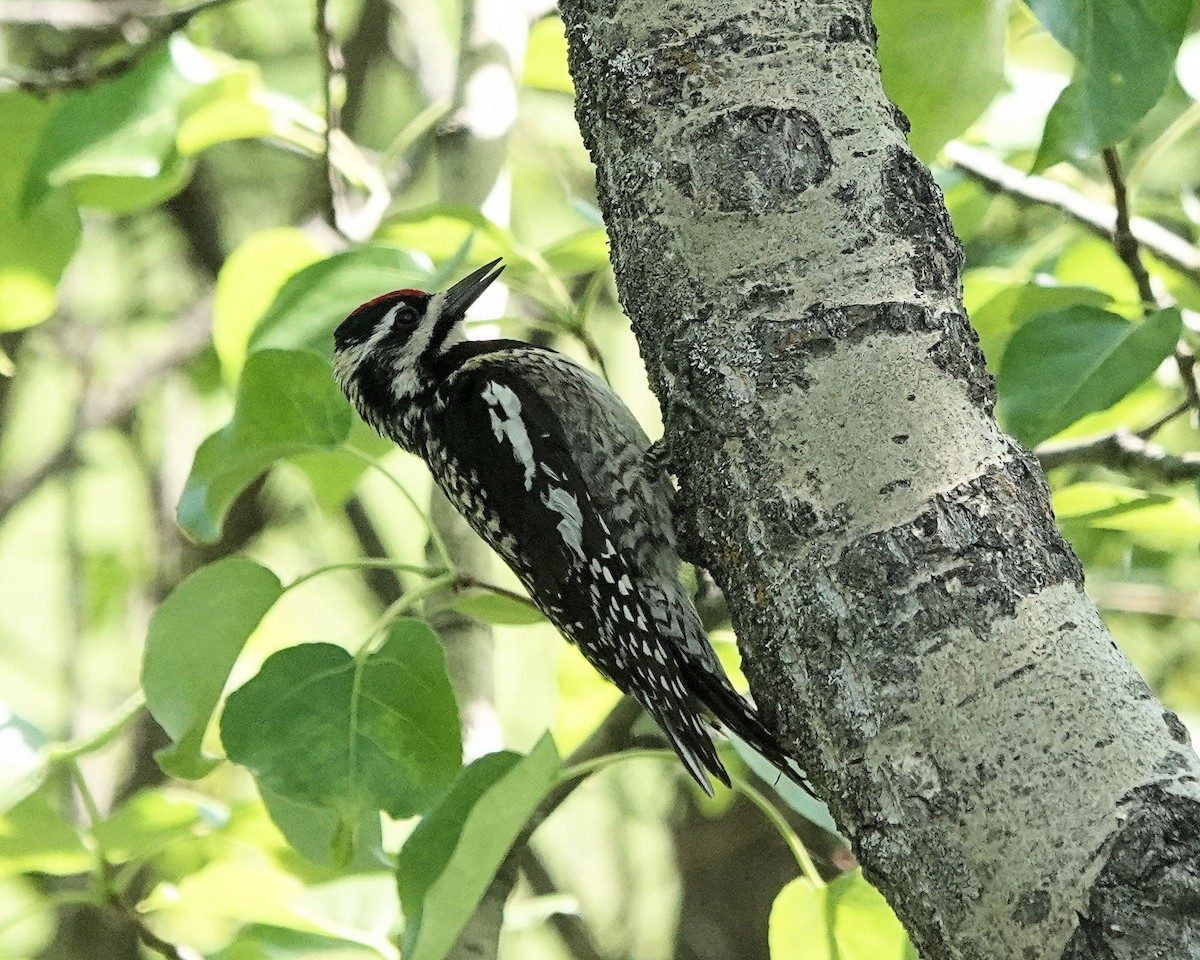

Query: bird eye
[393,305,419,327]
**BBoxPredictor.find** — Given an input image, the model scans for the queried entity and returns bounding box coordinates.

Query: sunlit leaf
[997,306,1181,445]
[0,792,90,877]
[523,16,574,94]
[0,875,55,957]
[0,91,81,332]
[177,349,352,542]
[247,246,430,358]
[375,206,513,267]
[178,69,276,153]
[1029,0,1190,169]
[397,735,559,960]
[210,923,382,960]
[1054,235,1140,306]
[876,0,1009,159]
[1054,482,1200,535]
[22,37,220,212]
[143,558,283,778]
[94,789,226,861]
[769,870,917,960]
[139,861,317,930]
[214,227,324,381]
[451,591,545,626]
[221,621,461,832]
[540,229,610,276]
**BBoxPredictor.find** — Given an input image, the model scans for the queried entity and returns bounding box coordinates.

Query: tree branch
[1100,147,1157,309]
[1037,428,1200,483]
[944,141,1200,280]
[0,298,212,525]
[518,849,608,960]
[315,0,349,233]
[1098,147,1200,422]
[0,0,243,92]
[953,140,1200,463]
[561,2,1200,956]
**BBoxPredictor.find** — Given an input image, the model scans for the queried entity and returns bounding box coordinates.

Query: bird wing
[429,350,727,793]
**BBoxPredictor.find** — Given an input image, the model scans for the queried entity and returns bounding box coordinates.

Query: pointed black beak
[441,258,504,320]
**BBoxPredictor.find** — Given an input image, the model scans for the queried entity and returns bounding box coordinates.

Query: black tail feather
[682,661,813,794]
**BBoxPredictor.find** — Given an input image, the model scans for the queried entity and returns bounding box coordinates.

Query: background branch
[0,0,241,91]
[944,141,1200,279]
[315,0,349,233]
[0,299,213,526]
[1037,429,1200,482]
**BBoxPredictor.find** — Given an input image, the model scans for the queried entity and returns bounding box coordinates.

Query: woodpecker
[332,259,803,795]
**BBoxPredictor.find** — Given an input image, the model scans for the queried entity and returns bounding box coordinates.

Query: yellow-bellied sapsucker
[333,259,801,795]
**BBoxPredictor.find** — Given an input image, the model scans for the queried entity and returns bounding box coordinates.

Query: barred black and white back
[332,260,803,795]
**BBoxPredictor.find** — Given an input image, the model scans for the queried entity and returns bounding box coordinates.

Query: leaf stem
[559,747,678,783]
[361,573,459,656]
[285,558,445,593]
[729,771,824,887]
[49,692,146,764]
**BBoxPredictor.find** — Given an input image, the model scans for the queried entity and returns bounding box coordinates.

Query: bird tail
[640,691,730,798]
[682,660,813,794]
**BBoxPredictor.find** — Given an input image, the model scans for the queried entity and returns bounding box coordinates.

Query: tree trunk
[558,1,1200,958]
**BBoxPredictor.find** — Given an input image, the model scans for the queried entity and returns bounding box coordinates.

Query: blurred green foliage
[1,0,1199,958]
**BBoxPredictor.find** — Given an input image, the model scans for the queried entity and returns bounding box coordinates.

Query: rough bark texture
[558,1,1200,958]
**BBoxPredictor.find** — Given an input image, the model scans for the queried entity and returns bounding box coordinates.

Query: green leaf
[22,37,218,212]
[728,734,838,837]
[451,591,546,626]
[139,861,324,931]
[1028,0,1191,169]
[0,708,47,814]
[969,280,1111,372]
[375,206,512,268]
[213,227,324,381]
[177,68,323,157]
[247,246,429,358]
[0,876,55,958]
[210,924,381,960]
[540,229,610,276]
[143,558,283,778]
[523,16,574,94]
[221,621,461,831]
[258,786,386,871]
[0,792,90,877]
[397,734,560,960]
[770,870,917,960]
[177,349,352,542]
[1054,482,1200,535]
[997,306,1181,446]
[290,418,391,513]
[94,789,225,862]
[0,91,81,332]
[875,0,1009,159]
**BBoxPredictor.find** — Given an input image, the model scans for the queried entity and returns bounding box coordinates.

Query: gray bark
[558,1,1200,958]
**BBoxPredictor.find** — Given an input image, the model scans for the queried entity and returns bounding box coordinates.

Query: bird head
[332,258,504,404]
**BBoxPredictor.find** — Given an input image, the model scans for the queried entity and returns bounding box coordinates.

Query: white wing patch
[542,485,585,560]
[481,381,536,490]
